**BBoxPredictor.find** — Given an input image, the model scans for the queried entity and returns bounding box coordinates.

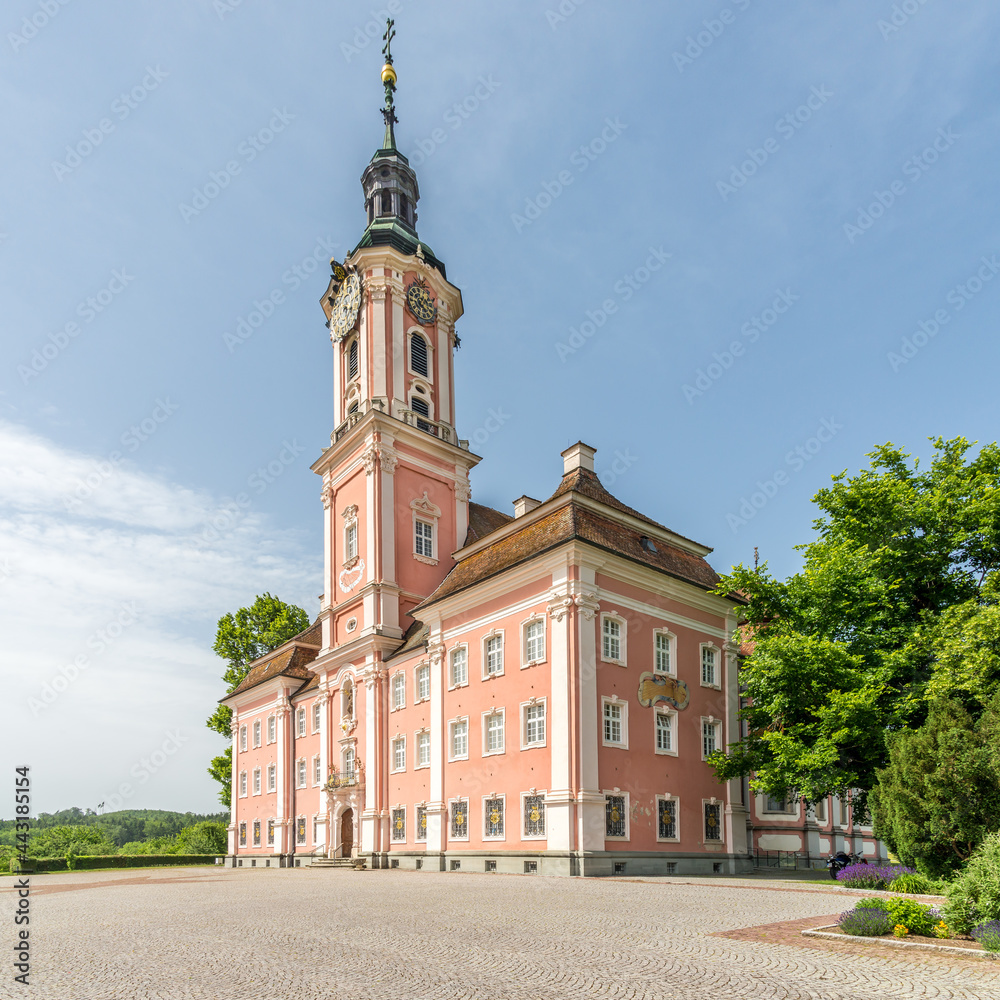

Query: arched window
[410,333,429,376]
[366,197,374,224]
[348,401,359,415]
[343,746,356,780]
[380,190,392,215]
[399,193,409,222]
[348,340,359,380]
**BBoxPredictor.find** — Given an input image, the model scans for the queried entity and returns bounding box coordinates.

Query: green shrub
[888,872,933,895]
[884,897,936,936]
[943,831,1000,935]
[856,897,889,910]
[838,906,892,936]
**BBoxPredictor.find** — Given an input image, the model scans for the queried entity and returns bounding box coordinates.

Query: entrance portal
[340,808,354,857]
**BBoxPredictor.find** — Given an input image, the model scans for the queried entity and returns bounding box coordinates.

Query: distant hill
[0,808,228,848]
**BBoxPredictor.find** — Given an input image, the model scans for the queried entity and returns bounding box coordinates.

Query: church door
[341,809,354,857]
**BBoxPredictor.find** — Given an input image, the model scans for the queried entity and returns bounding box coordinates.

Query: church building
[220,31,882,876]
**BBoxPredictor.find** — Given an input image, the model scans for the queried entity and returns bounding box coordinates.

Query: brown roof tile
[223,620,322,700]
[465,501,513,544]
[388,618,429,661]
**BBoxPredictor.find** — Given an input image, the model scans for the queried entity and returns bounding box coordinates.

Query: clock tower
[310,21,478,856]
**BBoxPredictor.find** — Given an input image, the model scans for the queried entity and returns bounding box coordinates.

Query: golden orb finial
[381,63,397,87]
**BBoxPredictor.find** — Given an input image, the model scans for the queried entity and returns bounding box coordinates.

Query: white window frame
[312,702,321,733]
[252,819,261,847]
[701,716,721,760]
[600,612,627,665]
[296,758,307,788]
[449,717,469,761]
[482,793,506,841]
[653,629,676,677]
[342,745,356,780]
[252,720,261,748]
[483,708,505,756]
[267,818,275,847]
[604,790,630,841]
[415,729,431,769]
[239,771,247,798]
[344,518,359,564]
[391,735,406,773]
[239,725,247,753]
[520,698,547,749]
[415,662,430,703]
[654,708,677,756]
[238,822,247,847]
[449,644,469,689]
[409,492,441,565]
[391,671,405,711]
[703,798,724,843]
[296,707,306,738]
[601,696,628,749]
[267,715,275,744]
[296,815,307,846]
[813,798,828,823]
[390,806,406,843]
[415,803,428,843]
[521,790,547,840]
[252,767,261,795]
[655,794,680,842]
[700,643,721,688]
[521,615,546,667]
[448,797,470,842]
[267,763,276,792]
[408,330,433,380]
[312,755,322,786]
[482,629,504,679]
[313,815,320,845]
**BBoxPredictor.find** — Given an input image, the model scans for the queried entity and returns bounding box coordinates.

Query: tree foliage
[711,437,1000,811]
[205,593,310,804]
[870,695,1000,877]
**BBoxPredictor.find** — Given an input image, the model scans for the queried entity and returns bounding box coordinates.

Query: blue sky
[3,0,999,815]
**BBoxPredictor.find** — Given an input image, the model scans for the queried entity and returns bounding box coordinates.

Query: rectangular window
[297,708,306,737]
[523,794,546,838]
[450,719,468,759]
[253,768,261,794]
[814,798,827,823]
[603,701,623,745]
[416,805,427,842]
[602,617,621,661]
[392,737,406,772]
[839,796,850,826]
[297,759,307,788]
[524,703,545,747]
[450,800,469,839]
[485,711,504,754]
[606,794,627,838]
[346,522,358,561]
[239,822,246,847]
[391,807,406,842]
[313,756,321,785]
[392,672,405,710]
[312,703,321,732]
[253,720,261,747]
[702,720,720,759]
[484,797,504,838]
[267,764,276,792]
[253,819,261,847]
[267,716,275,743]
[654,633,672,675]
[417,731,430,767]
[484,634,503,676]
[658,798,678,840]
[655,710,675,753]
[524,620,545,663]
[415,519,434,558]
[296,817,306,845]
[239,726,247,752]
[450,646,468,687]
[765,795,788,813]
[239,771,247,797]
[416,663,430,701]
[701,646,718,686]
[267,819,274,846]
[704,802,723,842]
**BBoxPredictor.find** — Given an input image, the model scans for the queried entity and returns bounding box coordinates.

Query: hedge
[10,855,220,873]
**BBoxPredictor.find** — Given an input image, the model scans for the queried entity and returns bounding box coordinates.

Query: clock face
[406,277,437,325]
[330,271,361,342]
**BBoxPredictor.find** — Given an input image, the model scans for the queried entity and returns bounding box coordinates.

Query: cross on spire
[379,17,398,150]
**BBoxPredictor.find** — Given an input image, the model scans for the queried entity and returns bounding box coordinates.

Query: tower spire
[380,18,398,151]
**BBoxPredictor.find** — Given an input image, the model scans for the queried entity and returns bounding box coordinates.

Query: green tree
[175,821,227,855]
[206,593,310,806]
[711,437,1000,810]
[30,826,115,858]
[870,695,1000,877]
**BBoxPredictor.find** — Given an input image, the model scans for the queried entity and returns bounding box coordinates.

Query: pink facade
[219,54,882,875]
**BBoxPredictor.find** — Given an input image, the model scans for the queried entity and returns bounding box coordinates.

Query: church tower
[310,21,478,857]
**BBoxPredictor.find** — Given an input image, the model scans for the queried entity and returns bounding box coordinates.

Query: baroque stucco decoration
[637,672,690,711]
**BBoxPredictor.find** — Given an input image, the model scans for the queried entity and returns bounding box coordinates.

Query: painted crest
[637,671,690,710]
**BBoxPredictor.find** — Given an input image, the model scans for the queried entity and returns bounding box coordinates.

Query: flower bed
[835,863,916,889]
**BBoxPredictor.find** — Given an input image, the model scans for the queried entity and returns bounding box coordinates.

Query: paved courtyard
[2,867,997,1000]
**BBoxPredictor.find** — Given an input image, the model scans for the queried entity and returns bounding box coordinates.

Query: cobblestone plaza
[3,867,996,999]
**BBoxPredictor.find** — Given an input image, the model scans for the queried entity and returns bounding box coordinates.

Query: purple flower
[838,906,892,937]
[836,863,916,889]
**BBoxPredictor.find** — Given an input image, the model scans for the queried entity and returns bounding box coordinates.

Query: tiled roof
[389,618,429,661]
[465,501,513,544]
[223,620,322,700]
[417,490,721,608]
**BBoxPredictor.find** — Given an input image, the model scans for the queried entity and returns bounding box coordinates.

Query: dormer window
[640,536,658,553]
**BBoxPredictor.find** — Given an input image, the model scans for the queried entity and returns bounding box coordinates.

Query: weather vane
[379,17,398,146]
